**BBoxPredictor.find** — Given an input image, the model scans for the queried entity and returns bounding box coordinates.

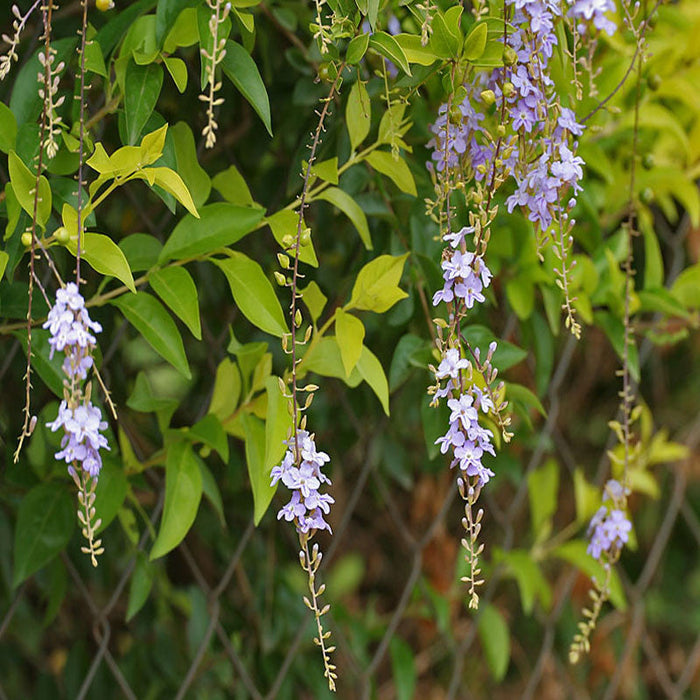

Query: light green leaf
[366,150,417,196]
[347,253,409,313]
[493,549,552,614]
[301,281,327,324]
[346,33,370,64]
[212,164,254,206]
[266,209,318,267]
[301,336,362,387]
[13,483,74,587]
[164,56,187,92]
[151,441,203,559]
[150,266,201,339]
[0,102,18,153]
[124,61,164,145]
[0,250,8,280]
[264,375,293,482]
[335,308,365,377]
[573,469,602,526]
[159,202,264,262]
[189,414,229,462]
[243,413,275,525]
[66,232,136,293]
[554,540,626,610]
[84,37,108,77]
[369,32,411,75]
[527,458,559,542]
[316,187,372,250]
[346,80,371,152]
[357,344,389,415]
[208,357,241,420]
[214,252,288,337]
[220,40,272,136]
[477,604,510,681]
[8,151,51,227]
[140,167,199,217]
[311,157,339,185]
[112,292,191,378]
[430,9,462,59]
[463,21,488,60]
[392,33,440,66]
[390,637,416,700]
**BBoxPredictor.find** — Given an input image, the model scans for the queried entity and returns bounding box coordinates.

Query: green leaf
[124,61,164,145]
[0,250,9,281]
[159,202,264,262]
[311,157,339,185]
[164,56,188,92]
[156,0,198,46]
[346,80,371,152]
[505,275,534,320]
[366,150,417,196]
[84,37,108,77]
[208,358,241,421]
[214,252,288,337]
[346,33,370,64]
[477,604,510,681]
[357,344,390,415]
[389,333,425,391]
[198,458,226,526]
[369,32,411,75]
[266,210,318,267]
[112,292,191,378]
[493,549,552,614]
[506,382,546,418]
[264,375,293,484]
[140,167,199,217]
[392,33,440,66]
[150,266,202,339]
[221,40,272,136]
[554,540,626,610]
[8,151,51,227]
[13,483,74,587]
[594,311,640,383]
[15,328,64,398]
[316,186,372,250]
[170,122,210,208]
[462,325,527,371]
[212,164,254,206]
[335,308,365,377]
[462,21,488,60]
[301,281,327,324]
[528,458,559,542]
[151,442,203,559]
[94,459,129,534]
[573,469,602,526]
[347,253,409,313]
[301,336,362,387]
[430,10,461,59]
[0,102,18,153]
[243,413,275,525]
[390,637,417,700]
[119,233,162,272]
[66,232,136,292]
[189,414,229,462]
[126,553,154,621]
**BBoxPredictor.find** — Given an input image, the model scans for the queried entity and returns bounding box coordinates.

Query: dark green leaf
[477,604,511,681]
[124,61,164,145]
[150,266,202,339]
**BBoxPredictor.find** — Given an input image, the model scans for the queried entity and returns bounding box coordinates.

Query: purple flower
[272,430,333,536]
[435,348,469,380]
[587,505,632,560]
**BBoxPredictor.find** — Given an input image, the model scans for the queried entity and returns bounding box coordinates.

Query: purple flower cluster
[43,282,102,381]
[432,227,493,308]
[586,479,632,560]
[47,401,109,477]
[567,0,617,36]
[271,429,334,535]
[435,383,496,487]
[44,282,109,479]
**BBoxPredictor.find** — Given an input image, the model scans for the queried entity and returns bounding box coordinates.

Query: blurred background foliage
[1,0,700,697]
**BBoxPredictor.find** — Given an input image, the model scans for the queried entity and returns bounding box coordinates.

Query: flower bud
[503,45,518,66]
[496,124,506,137]
[21,231,33,247]
[480,89,496,106]
[502,82,515,98]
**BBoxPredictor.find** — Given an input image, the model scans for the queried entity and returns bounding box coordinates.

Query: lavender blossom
[271,429,334,535]
[586,479,632,560]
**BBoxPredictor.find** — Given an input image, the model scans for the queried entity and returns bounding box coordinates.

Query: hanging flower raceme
[44,282,109,565]
[586,479,632,561]
[271,429,334,535]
